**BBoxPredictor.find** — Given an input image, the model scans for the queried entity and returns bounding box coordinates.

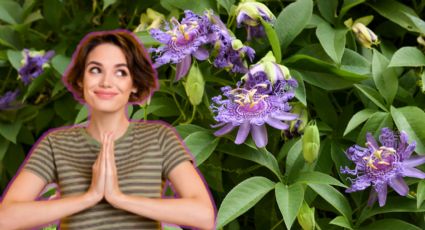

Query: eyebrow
[86,61,128,68]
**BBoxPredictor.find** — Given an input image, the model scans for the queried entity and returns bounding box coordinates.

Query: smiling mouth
[94,92,118,99]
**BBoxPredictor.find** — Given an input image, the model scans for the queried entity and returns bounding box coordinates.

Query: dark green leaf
[217,176,275,228]
[6,49,22,70]
[316,23,347,64]
[330,216,353,229]
[308,183,352,220]
[175,124,208,139]
[0,121,22,143]
[74,105,89,124]
[160,0,216,14]
[275,182,304,229]
[417,180,425,209]
[359,219,421,230]
[0,0,23,24]
[316,0,338,24]
[389,47,425,67]
[295,171,347,188]
[51,54,71,75]
[391,106,425,154]
[184,131,218,165]
[0,136,9,161]
[372,49,398,105]
[344,108,377,136]
[217,144,283,180]
[0,26,20,49]
[291,70,306,106]
[261,18,281,63]
[276,0,313,51]
[354,84,388,112]
[356,111,392,145]
[340,0,366,18]
[217,0,235,14]
[103,0,117,11]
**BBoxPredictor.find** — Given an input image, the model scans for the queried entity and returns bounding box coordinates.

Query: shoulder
[39,124,85,143]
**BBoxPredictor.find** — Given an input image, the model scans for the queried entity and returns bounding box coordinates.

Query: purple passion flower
[341,128,425,207]
[235,1,275,40]
[211,71,298,148]
[149,10,211,81]
[18,49,55,85]
[0,90,20,110]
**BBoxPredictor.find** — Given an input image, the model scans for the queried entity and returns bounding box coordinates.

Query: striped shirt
[23,121,192,229]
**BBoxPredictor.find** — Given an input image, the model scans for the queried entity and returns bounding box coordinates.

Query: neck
[85,107,130,142]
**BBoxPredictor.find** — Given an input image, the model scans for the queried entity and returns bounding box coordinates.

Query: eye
[116,69,128,77]
[89,67,101,74]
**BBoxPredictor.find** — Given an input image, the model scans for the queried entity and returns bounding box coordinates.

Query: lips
[94,90,118,99]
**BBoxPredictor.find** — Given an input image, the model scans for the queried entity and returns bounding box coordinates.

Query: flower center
[169,18,199,46]
[364,146,398,175]
[231,84,269,115]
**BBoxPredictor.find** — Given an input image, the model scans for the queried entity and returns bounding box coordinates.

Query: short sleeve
[157,124,193,179]
[23,133,57,183]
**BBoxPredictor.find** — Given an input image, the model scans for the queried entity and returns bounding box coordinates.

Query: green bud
[297,201,316,230]
[289,102,308,134]
[236,1,275,27]
[184,64,205,106]
[231,39,244,50]
[302,122,320,164]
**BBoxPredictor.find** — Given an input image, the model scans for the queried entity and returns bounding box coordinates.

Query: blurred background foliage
[0,0,425,229]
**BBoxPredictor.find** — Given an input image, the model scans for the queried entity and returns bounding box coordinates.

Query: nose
[99,72,112,88]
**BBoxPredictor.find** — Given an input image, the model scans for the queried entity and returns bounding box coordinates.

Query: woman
[0,30,215,230]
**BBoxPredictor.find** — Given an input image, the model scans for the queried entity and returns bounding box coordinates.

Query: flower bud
[351,22,379,49]
[236,0,275,27]
[184,64,205,106]
[243,51,292,84]
[134,8,165,32]
[302,122,320,164]
[297,201,316,230]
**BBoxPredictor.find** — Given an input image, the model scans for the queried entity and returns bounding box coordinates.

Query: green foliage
[1,0,425,229]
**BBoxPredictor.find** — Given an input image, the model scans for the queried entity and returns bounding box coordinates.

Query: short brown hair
[63,29,158,104]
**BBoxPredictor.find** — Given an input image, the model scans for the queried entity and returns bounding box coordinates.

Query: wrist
[83,191,102,207]
[106,191,126,208]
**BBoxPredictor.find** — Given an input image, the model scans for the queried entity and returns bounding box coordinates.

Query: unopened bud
[297,201,316,230]
[184,64,205,106]
[302,122,320,164]
[352,22,379,49]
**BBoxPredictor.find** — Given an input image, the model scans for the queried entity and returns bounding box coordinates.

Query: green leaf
[51,54,71,75]
[0,121,22,143]
[404,13,425,35]
[135,31,161,47]
[102,0,116,10]
[316,23,347,64]
[217,0,234,14]
[356,111,392,145]
[421,71,425,93]
[368,0,422,33]
[0,26,20,49]
[0,0,23,24]
[357,197,425,225]
[308,183,352,220]
[163,226,183,230]
[391,106,425,154]
[417,180,425,209]
[276,0,313,51]
[261,18,281,63]
[0,136,9,161]
[295,171,347,188]
[359,219,421,230]
[285,139,303,178]
[23,70,49,101]
[389,47,425,67]
[147,96,180,117]
[74,105,89,124]
[344,108,377,136]
[160,0,216,14]
[372,49,398,105]
[23,9,43,24]
[340,0,366,18]
[354,84,388,112]
[184,131,218,165]
[316,0,338,24]
[330,216,353,230]
[216,176,275,228]
[175,124,208,139]
[275,182,304,229]
[6,49,23,70]
[43,0,62,30]
[341,49,371,75]
[217,144,283,180]
[291,70,306,106]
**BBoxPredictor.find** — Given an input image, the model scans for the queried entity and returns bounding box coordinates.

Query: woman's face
[81,43,136,113]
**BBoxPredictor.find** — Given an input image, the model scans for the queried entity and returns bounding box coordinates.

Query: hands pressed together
[87,132,122,206]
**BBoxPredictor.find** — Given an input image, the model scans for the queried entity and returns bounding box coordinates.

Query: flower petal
[402,156,425,168]
[367,190,378,207]
[193,47,209,60]
[374,182,388,207]
[214,123,235,136]
[366,133,379,149]
[251,124,267,148]
[389,176,409,196]
[235,122,250,144]
[273,112,298,121]
[175,55,192,81]
[401,167,425,179]
[265,117,289,130]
